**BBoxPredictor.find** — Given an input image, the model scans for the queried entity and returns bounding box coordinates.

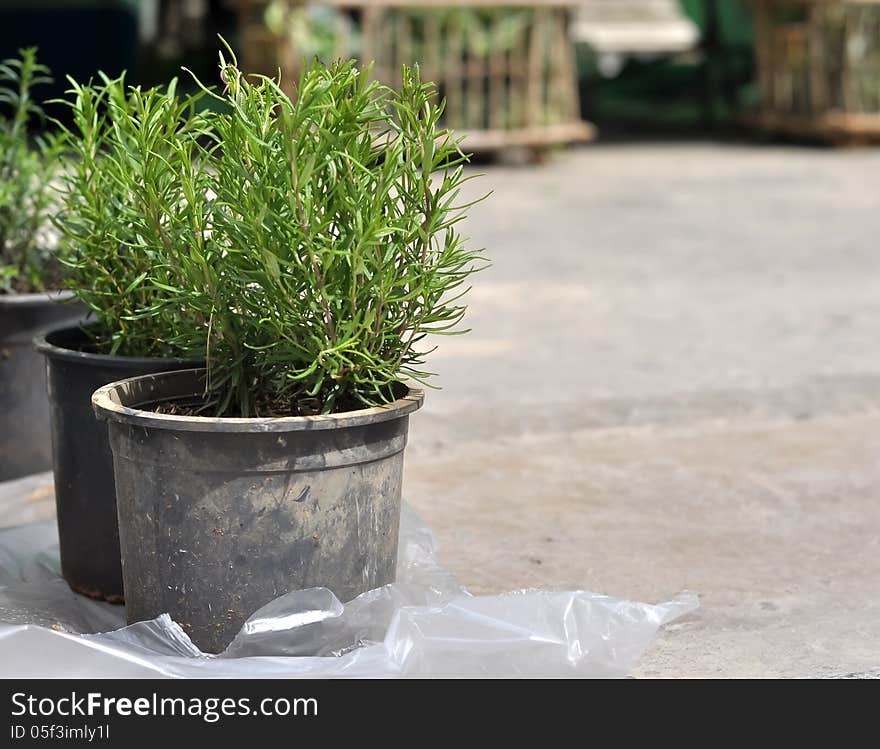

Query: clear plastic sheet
[0,474,697,678]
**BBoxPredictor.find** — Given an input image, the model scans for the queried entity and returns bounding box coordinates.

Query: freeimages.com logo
[9,691,318,725]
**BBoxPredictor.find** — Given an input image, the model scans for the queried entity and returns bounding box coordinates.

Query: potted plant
[0,48,84,481]
[93,54,486,652]
[33,75,207,602]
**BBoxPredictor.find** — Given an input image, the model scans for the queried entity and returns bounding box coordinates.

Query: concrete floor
[404,142,880,678]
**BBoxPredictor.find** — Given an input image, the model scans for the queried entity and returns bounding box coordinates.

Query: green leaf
[123,272,148,295]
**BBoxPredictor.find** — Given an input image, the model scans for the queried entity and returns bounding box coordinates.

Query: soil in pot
[35,325,202,603]
[93,368,424,653]
[0,292,85,481]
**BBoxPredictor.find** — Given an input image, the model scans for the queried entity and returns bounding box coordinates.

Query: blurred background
[3,1,877,144]
[4,1,880,677]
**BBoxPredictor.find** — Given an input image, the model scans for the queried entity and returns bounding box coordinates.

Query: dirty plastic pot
[0,292,85,481]
[34,326,201,603]
[93,368,424,653]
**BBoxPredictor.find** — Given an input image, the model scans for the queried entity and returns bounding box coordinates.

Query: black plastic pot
[0,292,85,481]
[34,326,201,602]
[93,368,424,653]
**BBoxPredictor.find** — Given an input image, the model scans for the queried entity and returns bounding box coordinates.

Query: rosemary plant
[160,55,486,417]
[53,52,484,414]
[0,48,63,294]
[54,75,210,356]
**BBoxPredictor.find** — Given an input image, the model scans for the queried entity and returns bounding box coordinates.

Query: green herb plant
[0,48,64,294]
[54,51,485,416]
[54,75,210,357]
[160,54,487,417]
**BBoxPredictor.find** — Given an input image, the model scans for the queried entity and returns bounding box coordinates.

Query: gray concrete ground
[404,142,880,678]
[5,143,878,677]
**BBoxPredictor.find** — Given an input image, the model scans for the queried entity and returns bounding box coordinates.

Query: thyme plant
[54,75,210,356]
[165,56,486,416]
[0,48,63,294]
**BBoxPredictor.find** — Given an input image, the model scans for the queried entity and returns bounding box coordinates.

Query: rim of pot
[93,367,425,432]
[0,289,77,307]
[34,323,202,367]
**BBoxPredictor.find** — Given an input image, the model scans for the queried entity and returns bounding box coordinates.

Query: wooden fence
[235,0,595,154]
[749,0,880,141]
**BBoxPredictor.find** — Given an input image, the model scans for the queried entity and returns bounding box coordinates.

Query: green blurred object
[0,0,138,120]
[578,0,758,132]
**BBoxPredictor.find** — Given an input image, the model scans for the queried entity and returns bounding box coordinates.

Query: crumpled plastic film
[0,476,698,678]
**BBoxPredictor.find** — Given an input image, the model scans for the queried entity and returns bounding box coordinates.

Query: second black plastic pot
[34,325,201,602]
